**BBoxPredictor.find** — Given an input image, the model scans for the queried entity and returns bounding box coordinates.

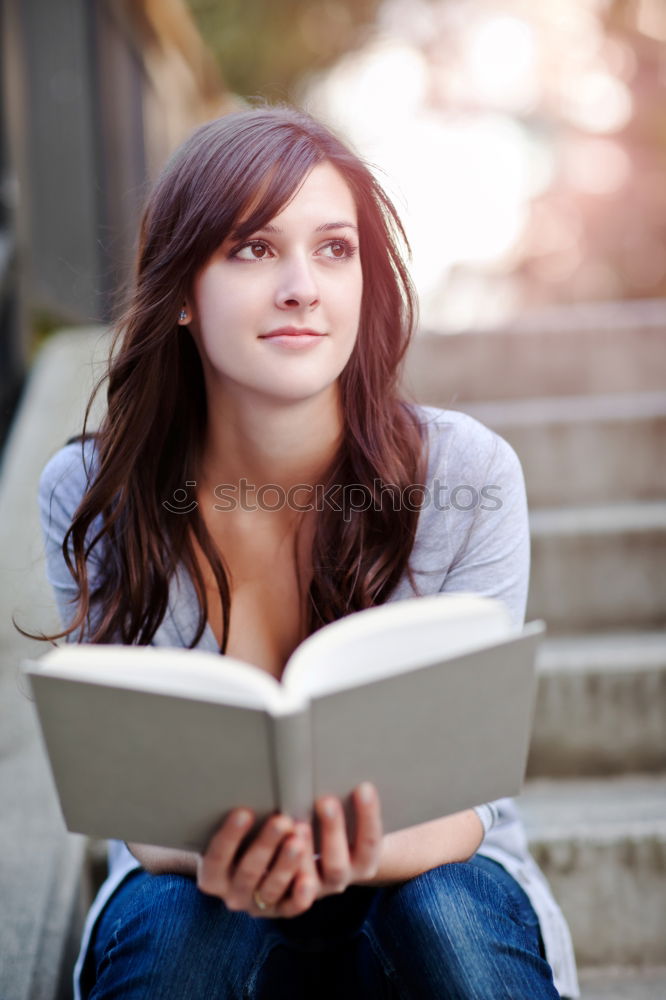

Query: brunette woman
[37,106,578,999]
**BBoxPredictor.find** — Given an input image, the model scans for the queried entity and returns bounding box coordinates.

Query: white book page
[283,593,514,698]
[25,644,306,714]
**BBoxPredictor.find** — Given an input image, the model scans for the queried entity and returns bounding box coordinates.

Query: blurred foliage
[187,0,383,99]
[29,309,72,359]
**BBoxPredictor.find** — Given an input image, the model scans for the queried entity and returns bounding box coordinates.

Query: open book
[24,594,543,852]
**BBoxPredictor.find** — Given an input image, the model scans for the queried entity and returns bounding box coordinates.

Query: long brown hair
[34,105,428,650]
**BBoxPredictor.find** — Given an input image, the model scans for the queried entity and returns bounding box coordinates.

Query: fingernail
[234,810,251,827]
[359,782,374,804]
[322,800,336,820]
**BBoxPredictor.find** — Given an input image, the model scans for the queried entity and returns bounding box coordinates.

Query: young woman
[38,106,578,999]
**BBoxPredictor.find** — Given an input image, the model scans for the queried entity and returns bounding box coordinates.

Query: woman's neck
[199,388,344,496]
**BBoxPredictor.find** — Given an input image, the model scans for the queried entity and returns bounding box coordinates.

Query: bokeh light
[301,0,666,329]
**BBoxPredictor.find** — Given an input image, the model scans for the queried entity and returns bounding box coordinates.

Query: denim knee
[89,873,267,1000]
[362,863,559,1000]
[381,861,527,941]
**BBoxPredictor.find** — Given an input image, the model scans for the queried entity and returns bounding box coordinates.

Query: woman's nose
[275,257,320,311]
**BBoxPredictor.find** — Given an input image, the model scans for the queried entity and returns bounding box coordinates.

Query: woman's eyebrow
[315,221,359,233]
[250,221,358,235]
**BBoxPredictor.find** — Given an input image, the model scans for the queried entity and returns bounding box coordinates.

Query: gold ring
[253,888,268,911]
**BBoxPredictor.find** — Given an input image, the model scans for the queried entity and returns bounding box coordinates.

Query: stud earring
[179,308,188,323]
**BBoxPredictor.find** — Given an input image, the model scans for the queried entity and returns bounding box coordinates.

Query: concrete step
[0,731,88,1000]
[0,327,109,477]
[527,631,666,778]
[0,328,108,1000]
[404,298,666,403]
[520,776,666,967]
[460,391,666,507]
[527,502,666,632]
[579,966,666,1000]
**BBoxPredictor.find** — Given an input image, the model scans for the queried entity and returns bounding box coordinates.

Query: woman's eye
[320,239,357,260]
[233,241,274,260]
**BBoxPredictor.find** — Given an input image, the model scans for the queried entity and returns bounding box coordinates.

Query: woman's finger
[197,808,254,896]
[274,823,319,918]
[350,782,382,879]
[228,813,294,906]
[315,796,351,893]
[254,831,306,907]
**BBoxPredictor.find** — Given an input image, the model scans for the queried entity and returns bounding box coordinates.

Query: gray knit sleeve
[421,410,532,840]
[38,440,103,641]
[434,414,530,631]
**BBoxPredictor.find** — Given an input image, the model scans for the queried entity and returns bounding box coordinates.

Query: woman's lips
[259,327,326,348]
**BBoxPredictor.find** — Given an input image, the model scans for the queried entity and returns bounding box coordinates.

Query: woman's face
[186,161,363,409]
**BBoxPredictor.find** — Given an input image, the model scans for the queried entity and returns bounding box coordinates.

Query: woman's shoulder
[410,402,497,442]
[38,435,100,513]
[408,403,522,483]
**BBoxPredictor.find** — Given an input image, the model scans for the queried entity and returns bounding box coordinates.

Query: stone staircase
[0,329,109,1000]
[405,299,666,996]
[1,304,665,997]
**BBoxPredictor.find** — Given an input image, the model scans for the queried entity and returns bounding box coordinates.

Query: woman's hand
[197,781,382,918]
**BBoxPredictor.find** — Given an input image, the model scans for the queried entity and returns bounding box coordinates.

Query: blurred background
[1,0,666,448]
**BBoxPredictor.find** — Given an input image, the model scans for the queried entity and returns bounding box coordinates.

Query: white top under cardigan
[38,404,580,1000]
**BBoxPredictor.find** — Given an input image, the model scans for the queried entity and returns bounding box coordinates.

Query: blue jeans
[83,854,560,999]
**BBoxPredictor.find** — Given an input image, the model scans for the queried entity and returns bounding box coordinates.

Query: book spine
[270,709,313,822]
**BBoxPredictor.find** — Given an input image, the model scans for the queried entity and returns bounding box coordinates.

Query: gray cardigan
[38,403,579,999]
